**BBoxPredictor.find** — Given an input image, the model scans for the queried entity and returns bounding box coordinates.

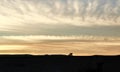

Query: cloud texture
[0,0,120,36]
[0,35,119,44]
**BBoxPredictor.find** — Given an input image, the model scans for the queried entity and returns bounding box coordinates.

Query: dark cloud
[1,24,120,37]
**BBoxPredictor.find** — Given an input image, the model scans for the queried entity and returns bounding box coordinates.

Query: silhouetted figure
[68,53,73,56]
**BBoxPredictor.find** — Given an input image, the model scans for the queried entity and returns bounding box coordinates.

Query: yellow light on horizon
[0,45,27,50]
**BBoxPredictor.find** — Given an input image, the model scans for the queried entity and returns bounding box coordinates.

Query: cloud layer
[0,0,120,36]
[0,35,120,44]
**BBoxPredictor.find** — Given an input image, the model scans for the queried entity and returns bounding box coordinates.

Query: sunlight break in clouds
[0,45,27,50]
[0,0,120,34]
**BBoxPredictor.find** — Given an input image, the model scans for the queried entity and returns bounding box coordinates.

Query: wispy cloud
[0,35,119,44]
[0,0,120,35]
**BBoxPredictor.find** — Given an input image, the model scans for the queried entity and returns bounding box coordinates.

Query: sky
[0,0,120,37]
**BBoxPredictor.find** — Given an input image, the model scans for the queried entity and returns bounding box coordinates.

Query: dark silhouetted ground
[0,55,119,72]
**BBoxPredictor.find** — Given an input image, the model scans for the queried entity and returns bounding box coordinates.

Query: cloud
[0,35,119,44]
[0,0,120,35]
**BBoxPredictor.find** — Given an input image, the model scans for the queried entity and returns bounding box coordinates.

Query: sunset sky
[0,0,120,55]
[0,0,120,37]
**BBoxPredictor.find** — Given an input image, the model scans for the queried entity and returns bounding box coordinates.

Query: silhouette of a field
[0,55,119,72]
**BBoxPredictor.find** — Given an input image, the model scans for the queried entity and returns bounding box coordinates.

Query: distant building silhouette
[68,53,73,56]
